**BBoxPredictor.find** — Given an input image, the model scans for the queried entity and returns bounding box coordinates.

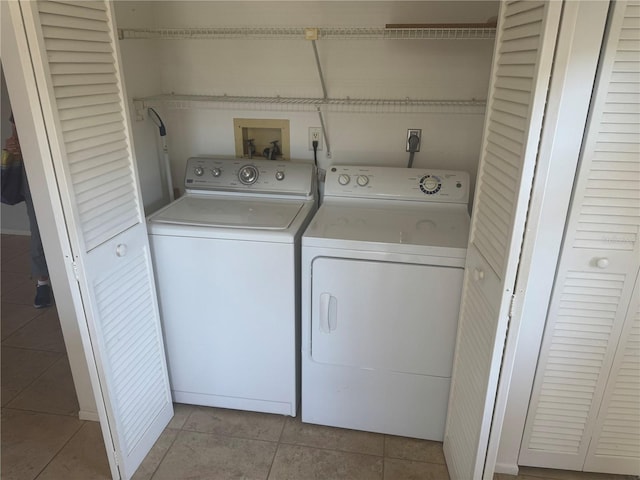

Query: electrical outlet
[406,129,422,152]
[309,127,323,151]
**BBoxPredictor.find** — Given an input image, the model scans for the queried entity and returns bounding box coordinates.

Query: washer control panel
[184,157,315,197]
[325,166,469,204]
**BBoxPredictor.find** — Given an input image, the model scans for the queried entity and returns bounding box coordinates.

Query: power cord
[407,133,420,168]
[312,140,319,167]
[312,139,321,201]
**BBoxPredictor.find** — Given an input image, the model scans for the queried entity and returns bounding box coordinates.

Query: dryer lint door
[311,257,462,376]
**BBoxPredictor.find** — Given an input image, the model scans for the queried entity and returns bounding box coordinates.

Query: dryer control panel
[184,157,315,197]
[325,166,469,204]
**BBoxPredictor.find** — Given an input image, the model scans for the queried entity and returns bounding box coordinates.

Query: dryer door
[311,257,463,377]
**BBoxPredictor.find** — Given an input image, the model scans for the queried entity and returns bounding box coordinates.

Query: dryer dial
[211,167,221,177]
[238,165,259,185]
[194,166,204,177]
[419,175,442,195]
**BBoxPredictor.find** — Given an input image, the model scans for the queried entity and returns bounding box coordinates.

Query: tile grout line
[264,414,290,479]
[1,351,66,407]
[147,427,181,480]
[30,418,87,480]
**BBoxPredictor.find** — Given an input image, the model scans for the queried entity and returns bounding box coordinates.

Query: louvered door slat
[64,121,123,143]
[52,72,115,87]
[39,0,106,19]
[48,0,106,10]
[39,12,109,32]
[46,37,112,52]
[42,25,110,41]
[58,94,121,111]
[58,102,120,122]
[49,51,115,64]
[55,83,119,96]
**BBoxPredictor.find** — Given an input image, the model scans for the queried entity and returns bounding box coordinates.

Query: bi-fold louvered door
[443,1,562,479]
[519,1,640,475]
[13,1,173,479]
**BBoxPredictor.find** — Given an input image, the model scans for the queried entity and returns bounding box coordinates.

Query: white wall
[1,65,30,234]
[114,1,167,214]
[115,1,498,207]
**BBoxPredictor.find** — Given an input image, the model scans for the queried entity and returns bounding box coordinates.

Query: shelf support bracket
[306,28,331,158]
[317,107,331,159]
[311,39,328,100]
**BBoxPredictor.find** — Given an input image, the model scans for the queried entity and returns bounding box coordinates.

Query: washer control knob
[275,171,285,181]
[238,165,259,185]
[194,166,204,177]
[338,174,351,185]
[211,168,221,177]
[357,175,369,187]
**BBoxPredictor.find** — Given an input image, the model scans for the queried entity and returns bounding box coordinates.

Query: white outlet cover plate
[309,127,323,151]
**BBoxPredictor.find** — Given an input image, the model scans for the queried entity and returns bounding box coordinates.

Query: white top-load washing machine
[301,165,470,440]
[147,157,316,416]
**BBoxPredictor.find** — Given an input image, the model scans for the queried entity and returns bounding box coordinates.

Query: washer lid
[303,201,470,257]
[148,195,306,230]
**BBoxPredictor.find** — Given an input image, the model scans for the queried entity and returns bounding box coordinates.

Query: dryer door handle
[319,293,337,333]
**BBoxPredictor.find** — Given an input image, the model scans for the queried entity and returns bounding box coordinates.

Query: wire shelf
[118,26,496,41]
[134,94,487,114]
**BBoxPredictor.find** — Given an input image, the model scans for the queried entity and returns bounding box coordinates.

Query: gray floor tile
[2,306,65,352]
[7,355,79,416]
[0,409,84,480]
[384,457,450,480]
[281,416,384,456]
[132,428,179,480]
[269,443,383,480]
[1,346,62,407]
[1,271,34,303]
[1,302,43,340]
[35,421,111,480]
[183,405,285,442]
[2,250,31,274]
[152,430,277,480]
[167,402,195,430]
[1,234,30,256]
[1,278,36,306]
[384,435,446,464]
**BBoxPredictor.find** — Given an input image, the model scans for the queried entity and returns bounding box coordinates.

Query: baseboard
[79,410,100,422]
[1,229,30,236]
[494,462,519,475]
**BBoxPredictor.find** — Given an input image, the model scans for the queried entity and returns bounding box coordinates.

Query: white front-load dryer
[301,165,470,440]
[147,157,316,416]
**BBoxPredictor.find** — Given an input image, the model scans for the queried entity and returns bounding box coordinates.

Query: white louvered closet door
[443,2,562,479]
[15,1,173,479]
[519,1,640,474]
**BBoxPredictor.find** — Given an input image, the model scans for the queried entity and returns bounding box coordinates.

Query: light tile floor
[1,233,636,480]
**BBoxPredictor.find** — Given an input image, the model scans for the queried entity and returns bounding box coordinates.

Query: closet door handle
[319,293,337,333]
[115,243,127,257]
[473,268,485,281]
[595,257,610,269]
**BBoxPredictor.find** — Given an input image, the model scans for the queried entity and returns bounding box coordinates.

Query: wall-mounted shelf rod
[118,26,496,41]
[133,94,487,115]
